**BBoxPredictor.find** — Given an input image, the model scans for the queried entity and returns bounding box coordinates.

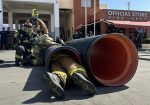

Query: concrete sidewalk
[138,49,150,61]
[0,50,150,105]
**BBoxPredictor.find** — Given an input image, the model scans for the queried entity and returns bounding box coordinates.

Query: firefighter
[13,30,19,49]
[24,9,57,65]
[25,8,48,35]
[15,22,38,66]
[24,9,96,99]
[43,53,96,99]
[32,27,96,99]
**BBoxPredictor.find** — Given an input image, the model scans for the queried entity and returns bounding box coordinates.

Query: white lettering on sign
[132,12,147,17]
[107,10,148,18]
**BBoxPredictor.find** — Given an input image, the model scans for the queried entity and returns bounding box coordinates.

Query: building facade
[98,9,150,39]
[0,0,64,39]
[74,3,150,39]
[60,0,100,40]
[0,0,101,41]
[1,0,150,41]
[73,0,100,28]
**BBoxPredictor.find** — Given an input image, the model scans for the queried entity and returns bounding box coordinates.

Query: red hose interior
[90,34,138,86]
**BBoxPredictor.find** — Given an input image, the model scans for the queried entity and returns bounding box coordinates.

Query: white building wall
[0,0,3,30]
[54,0,60,40]
[8,11,13,30]
[2,0,60,37]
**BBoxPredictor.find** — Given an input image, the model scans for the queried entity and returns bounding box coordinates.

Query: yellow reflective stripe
[68,65,86,76]
[14,34,18,38]
[32,59,42,65]
[31,49,33,53]
[15,54,21,59]
[23,40,29,43]
[52,71,67,81]
[33,60,37,64]
[32,59,38,65]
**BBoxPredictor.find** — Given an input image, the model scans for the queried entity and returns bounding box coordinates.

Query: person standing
[6,27,14,49]
[0,27,8,50]
[135,28,143,50]
[88,30,93,37]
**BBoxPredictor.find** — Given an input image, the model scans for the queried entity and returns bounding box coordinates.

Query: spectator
[88,30,93,37]
[135,28,143,50]
[7,27,13,49]
[0,27,8,50]
[73,31,80,39]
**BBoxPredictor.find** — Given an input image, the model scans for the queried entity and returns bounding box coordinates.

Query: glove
[56,37,66,45]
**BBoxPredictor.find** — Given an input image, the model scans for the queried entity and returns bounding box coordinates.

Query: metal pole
[85,0,87,37]
[94,0,96,36]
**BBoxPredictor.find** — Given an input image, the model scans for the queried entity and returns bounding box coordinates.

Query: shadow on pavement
[139,58,150,61]
[95,85,129,95]
[0,61,15,68]
[23,66,46,91]
[22,66,129,104]
[22,85,128,104]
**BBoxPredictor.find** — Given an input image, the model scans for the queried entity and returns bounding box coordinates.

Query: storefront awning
[106,20,150,29]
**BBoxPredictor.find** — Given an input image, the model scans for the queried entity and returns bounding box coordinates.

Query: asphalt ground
[0,50,150,105]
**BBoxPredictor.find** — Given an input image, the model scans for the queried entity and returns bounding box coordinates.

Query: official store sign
[108,10,147,17]
[106,10,149,21]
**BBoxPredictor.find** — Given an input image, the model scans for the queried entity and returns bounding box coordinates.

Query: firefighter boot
[43,72,65,99]
[71,72,96,96]
[15,58,22,66]
[57,55,96,96]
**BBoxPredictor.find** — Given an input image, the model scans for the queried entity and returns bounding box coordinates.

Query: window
[81,0,91,8]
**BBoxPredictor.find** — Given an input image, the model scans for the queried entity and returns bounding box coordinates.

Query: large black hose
[66,33,138,86]
[44,45,81,72]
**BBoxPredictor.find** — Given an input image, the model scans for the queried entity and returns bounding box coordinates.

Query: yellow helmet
[31,9,39,17]
[13,30,19,37]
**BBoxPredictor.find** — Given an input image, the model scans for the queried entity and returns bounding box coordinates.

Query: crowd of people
[73,30,94,39]
[0,27,13,50]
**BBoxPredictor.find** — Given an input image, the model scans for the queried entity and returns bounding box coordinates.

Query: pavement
[0,50,150,105]
[138,49,150,60]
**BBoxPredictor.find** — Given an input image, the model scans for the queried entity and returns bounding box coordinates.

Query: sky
[100,0,150,11]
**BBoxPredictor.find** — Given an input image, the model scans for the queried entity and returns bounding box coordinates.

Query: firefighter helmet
[31,9,39,17]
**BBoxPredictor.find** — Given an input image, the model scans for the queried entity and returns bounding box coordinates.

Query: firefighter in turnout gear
[15,22,39,66]
[26,8,48,35]
[22,9,96,99]
[13,30,19,49]
[43,53,96,99]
